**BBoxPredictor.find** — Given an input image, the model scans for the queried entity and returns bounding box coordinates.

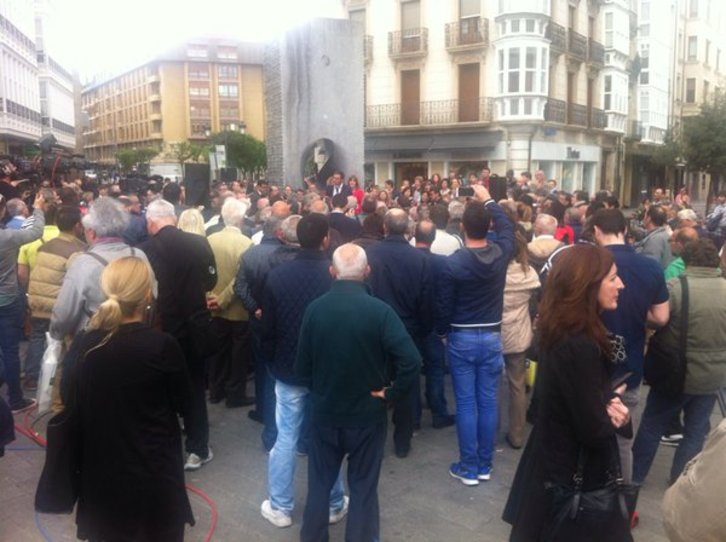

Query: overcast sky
[54,0,345,81]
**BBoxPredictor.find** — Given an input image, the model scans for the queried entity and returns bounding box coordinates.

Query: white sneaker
[329,495,349,525]
[184,447,214,471]
[261,499,292,528]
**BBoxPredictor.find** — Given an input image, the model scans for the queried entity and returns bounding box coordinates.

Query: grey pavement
[2,375,711,542]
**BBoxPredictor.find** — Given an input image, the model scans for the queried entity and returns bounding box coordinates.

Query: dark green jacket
[663,267,726,394]
[295,280,421,427]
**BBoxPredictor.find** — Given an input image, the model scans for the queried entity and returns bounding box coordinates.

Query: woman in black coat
[503,244,632,542]
[65,256,194,542]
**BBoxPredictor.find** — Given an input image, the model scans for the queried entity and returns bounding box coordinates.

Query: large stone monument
[265,18,364,186]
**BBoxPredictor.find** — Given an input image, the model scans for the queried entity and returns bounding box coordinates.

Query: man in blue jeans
[435,185,514,486]
[258,214,348,528]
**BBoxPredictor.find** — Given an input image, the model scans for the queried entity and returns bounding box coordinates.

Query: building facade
[34,0,76,150]
[81,39,266,164]
[0,0,41,153]
[347,0,612,196]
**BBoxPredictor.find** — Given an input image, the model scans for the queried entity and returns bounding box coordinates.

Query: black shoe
[226,396,256,408]
[432,414,455,429]
[394,444,410,458]
[248,409,264,424]
[209,394,225,404]
[10,398,37,415]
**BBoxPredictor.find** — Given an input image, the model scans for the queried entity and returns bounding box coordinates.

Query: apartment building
[82,39,266,164]
[347,0,612,196]
[0,0,41,153]
[34,0,76,150]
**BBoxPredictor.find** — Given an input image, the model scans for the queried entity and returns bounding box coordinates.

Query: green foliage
[168,141,209,173]
[682,93,726,177]
[115,147,159,173]
[650,130,682,169]
[212,132,266,175]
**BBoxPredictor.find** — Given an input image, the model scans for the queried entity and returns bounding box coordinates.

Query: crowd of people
[1,167,726,541]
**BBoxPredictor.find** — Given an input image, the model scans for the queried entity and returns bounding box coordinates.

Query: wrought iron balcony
[388,28,428,59]
[568,103,588,126]
[591,108,607,129]
[544,97,566,123]
[365,98,494,128]
[588,38,605,68]
[445,18,489,51]
[546,21,567,55]
[364,35,373,65]
[568,30,587,62]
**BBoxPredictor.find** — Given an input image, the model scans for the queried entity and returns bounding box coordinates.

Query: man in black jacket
[366,208,431,457]
[328,194,362,243]
[141,199,217,471]
[258,214,348,528]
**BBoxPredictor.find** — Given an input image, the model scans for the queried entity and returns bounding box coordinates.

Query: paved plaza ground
[3,374,715,542]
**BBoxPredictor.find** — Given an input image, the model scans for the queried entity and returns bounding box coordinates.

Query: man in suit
[328,194,362,243]
[141,199,218,471]
[325,170,352,200]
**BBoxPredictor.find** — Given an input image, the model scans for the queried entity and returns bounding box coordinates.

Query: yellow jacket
[207,226,253,321]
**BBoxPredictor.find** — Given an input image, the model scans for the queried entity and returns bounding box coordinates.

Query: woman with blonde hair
[177,207,206,236]
[62,256,194,542]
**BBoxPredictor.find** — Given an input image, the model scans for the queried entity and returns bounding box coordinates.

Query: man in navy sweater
[436,185,514,486]
[258,213,348,528]
[366,208,432,457]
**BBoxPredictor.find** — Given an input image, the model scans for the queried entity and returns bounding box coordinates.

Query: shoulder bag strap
[679,275,689,358]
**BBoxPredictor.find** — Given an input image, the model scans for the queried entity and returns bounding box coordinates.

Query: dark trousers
[179,334,210,458]
[0,296,25,407]
[393,334,422,451]
[250,321,277,450]
[25,317,50,382]
[301,421,387,542]
[207,318,251,403]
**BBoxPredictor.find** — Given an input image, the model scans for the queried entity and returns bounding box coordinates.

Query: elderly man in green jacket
[295,243,421,542]
[633,238,726,485]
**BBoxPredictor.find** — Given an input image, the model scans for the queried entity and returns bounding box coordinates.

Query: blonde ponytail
[87,256,153,334]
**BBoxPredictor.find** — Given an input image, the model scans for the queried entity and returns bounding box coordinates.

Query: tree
[212,132,266,176]
[649,129,683,170]
[115,147,159,174]
[168,141,209,177]
[682,93,726,196]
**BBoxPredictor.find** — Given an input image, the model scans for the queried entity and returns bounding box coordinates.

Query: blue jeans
[268,381,345,513]
[632,387,717,485]
[421,333,450,421]
[447,329,503,473]
[0,296,25,406]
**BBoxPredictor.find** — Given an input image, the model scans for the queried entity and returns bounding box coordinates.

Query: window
[460,0,479,18]
[511,19,520,32]
[605,12,613,47]
[189,65,209,79]
[218,84,238,98]
[187,45,208,58]
[703,80,710,101]
[189,85,210,97]
[689,0,698,17]
[688,36,697,60]
[349,9,366,30]
[641,1,650,20]
[640,52,649,84]
[640,71,649,84]
[401,0,420,30]
[603,75,612,110]
[508,48,520,92]
[218,47,237,60]
[705,40,711,65]
[217,65,238,79]
[219,105,239,118]
[190,104,210,118]
[526,19,535,32]
[640,24,649,37]
[717,49,721,72]
[525,47,536,92]
[686,78,696,102]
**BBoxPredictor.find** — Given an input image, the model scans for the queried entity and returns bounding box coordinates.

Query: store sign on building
[566,146,580,160]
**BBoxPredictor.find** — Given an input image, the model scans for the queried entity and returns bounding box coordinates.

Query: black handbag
[544,440,638,541]
[644,275,688,398]
[34,408,81,513]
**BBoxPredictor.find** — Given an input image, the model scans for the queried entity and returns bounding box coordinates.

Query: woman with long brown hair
[503,244,632,541]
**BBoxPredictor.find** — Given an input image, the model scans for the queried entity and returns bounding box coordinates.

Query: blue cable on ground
[34,511,53,542]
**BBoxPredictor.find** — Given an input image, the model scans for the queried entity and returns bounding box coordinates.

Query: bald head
[384,208,409,236]
[309,199,329,215]
[331,243,368,281]
[271,200,291,219]
[415,219,436,247]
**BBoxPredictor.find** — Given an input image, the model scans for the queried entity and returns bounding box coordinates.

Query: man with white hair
[296,243,420,542]
[206,198,255,408]
[527,213,563,272]
[51,197,151,340]
[141,199,218,471]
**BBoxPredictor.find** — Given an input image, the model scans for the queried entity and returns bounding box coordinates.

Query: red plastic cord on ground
[14,411,218,542]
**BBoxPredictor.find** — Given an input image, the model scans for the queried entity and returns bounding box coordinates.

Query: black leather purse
[644,275,688,398]
[34,407,81,513]
[544,440,638,541]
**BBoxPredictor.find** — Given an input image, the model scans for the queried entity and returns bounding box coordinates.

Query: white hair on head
[82,197,130,236]
[146,199,176,220]
[677,208,698,222]
[535,213,558,235]
[332,243,367,280]
[221,197,249,227]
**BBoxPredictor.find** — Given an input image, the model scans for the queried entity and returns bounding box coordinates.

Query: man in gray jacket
[635,205,673,269]
[0,192,46,412]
